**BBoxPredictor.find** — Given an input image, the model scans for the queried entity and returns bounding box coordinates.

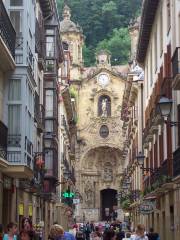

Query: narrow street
[0,1,180,240]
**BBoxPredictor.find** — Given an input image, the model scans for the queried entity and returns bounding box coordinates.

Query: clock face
[98,73,109,87]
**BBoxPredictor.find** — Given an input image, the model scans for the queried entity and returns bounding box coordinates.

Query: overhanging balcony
[0,121,8,168]
[173,147,180,178]
[172,47,180,90]
[0,0,16,71]
[39,0,52,18]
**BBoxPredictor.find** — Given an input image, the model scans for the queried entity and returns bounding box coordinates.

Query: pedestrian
[116,230,125,240]
[91,227,102,240]
[3,222,18,240]
[0,224,3,240]
[122,232,131,240]
[49,224,75,240]
[84,223,91,240]
[21,218,36,240]
[132,224,148,240]
[76,231,85,240]
[103,230,116,240]
[19,230,33,240]
[146,228,159,240]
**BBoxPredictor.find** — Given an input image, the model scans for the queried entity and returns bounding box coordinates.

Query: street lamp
[136,152,157,173]
[157,96,180,126]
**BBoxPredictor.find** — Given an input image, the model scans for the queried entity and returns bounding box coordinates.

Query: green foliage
[57,0,141,66]
[69,86,78,98]
[96,28,131,65]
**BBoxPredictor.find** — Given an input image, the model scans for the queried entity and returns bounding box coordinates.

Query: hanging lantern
[36,156,44,169]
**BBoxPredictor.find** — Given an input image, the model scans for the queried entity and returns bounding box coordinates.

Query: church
[60,4,129,222]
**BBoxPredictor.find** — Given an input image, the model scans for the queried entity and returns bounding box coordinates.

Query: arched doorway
[100,189,117,221]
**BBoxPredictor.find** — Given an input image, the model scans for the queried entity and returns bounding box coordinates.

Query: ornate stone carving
[84,181,94,208]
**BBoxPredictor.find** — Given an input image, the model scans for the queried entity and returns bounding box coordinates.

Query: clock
[98,73,109,87]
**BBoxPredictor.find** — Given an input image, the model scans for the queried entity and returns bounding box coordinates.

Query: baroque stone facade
[60,5,128,221]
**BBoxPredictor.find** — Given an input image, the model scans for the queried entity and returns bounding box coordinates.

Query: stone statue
[85,186,93,207]
[104,166,113,182]
[101,98,108,117]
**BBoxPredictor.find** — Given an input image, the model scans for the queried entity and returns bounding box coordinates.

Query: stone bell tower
[60,4,84,81]
[96,50,111,69]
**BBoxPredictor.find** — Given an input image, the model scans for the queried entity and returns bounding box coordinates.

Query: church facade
[60,5,129,221]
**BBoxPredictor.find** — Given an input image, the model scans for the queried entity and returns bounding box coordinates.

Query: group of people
[0,220,160,240]
[73,222,160,240]
[1,218,40,240]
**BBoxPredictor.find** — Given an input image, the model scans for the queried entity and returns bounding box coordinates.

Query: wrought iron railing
[0,0,16,58]
[7,134,21,147]
[173,147,180,178]
[172,47,180,78]
[7,151,21,163]
[0,120,7,160]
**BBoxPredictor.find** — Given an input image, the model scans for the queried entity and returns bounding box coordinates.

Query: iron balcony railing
[172,47,180,78]
[173,147,180,178]
[0,0,16,58]
[0,120,7,160]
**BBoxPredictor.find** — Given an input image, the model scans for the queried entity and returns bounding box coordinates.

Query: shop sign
[139,201,155,214]
[62,191,75,198]
[73,198,80,204]
[28,205,33,217]
[18,203,24,215]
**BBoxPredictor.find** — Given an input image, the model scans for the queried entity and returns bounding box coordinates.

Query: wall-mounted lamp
[157,96,180,126]
[136,152,157,173]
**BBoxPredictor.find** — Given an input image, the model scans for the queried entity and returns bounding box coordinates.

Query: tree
[57,0,141,66]
[96,28,131,65]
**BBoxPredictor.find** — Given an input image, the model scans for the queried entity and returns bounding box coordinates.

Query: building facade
[0,0,16,225]
[128,0,180,239]
[0,0,64,234]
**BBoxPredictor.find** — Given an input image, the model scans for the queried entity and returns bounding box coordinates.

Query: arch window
[62,42,69,51]
[98,95,111,117]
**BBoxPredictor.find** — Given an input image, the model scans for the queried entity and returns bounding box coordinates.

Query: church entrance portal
[100,189,117,221]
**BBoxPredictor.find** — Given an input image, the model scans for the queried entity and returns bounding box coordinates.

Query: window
[160,8,163,56]
[46,36,55,57]
[99,125,109,138]
[178,105,180,146]
[46,29,55,35]
[62,42,69,51]
[10,0,23,6]
[167,0,171,33]
[45,120,54,133]
[98,95,111,117]
[8,79,21,101]
[154,25,157,71]
[46,60,55,72]
[150,46,153,86]
[45,90,53,117]
[10,11,22,34]
[45,150,53,175]
[8,105,21,135]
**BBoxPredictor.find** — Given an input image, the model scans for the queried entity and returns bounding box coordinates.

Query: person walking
[49,224,75,240]
[146,228,159,240]
[122,232,131,240]
[131,224,148,240]
[3,222,18,240]
[103,230,116,240]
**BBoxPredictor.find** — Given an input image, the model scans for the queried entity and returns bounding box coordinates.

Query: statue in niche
[84,183,94,207]
[101,98,108,117]
[104,165,113,182]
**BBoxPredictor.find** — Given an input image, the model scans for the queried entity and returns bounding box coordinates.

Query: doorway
[100,189,117,221]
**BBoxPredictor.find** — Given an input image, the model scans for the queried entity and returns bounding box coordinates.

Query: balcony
[0,121,8,167]
[0,0,16,71]
[173,147,180,178]
[172,47,180,90]
[35,19,45,70]
[2,151,33,178]
[39,0,52,18]
[61,115,70,140]
[34,92,45,132]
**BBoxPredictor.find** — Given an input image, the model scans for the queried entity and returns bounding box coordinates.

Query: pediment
[82,67,127,85]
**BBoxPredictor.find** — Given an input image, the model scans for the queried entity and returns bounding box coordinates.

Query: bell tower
[60,4,84,81]
[96,50,111,69]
